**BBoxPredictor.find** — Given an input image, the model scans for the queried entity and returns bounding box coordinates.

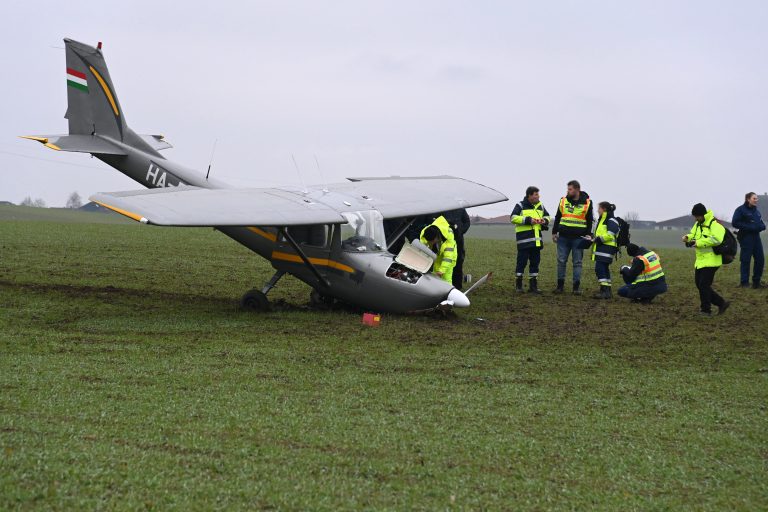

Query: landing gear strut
[240,270,286,312]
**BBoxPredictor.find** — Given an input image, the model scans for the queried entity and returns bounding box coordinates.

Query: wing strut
[278,228,331,288]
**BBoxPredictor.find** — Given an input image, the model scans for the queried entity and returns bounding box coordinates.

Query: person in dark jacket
[551,180,594,294]
[510,186,551,293]
[731,192,765,288]
[618,243,668,303]
[441,209,471,289]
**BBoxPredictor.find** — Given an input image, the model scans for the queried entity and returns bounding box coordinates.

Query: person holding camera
[684,203,730,316]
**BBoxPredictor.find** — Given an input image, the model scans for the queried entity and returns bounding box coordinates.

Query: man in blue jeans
[551,180,594,294]
[732,192,765,288]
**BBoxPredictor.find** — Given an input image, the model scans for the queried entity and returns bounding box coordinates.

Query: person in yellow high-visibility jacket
[420,215,457,284]
[683,203,730,316]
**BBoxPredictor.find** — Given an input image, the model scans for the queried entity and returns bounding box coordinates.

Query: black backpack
[615,217,631,247]
[712,223,738,264]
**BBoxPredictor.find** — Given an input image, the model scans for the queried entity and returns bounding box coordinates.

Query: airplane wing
[91,176,507,226]
[91,186,348,226]
[338,176,507,218]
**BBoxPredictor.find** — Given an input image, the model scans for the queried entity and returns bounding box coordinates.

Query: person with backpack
[510,186,551,293]
[683,203,731,316]
[731,192,765,288]
[618,243,668,303]
[589,202,620,299]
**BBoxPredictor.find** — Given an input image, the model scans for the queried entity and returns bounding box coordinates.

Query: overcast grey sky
[2,1,766,220]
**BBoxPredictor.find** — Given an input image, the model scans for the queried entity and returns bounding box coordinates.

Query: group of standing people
[509,182,765,316]
[511,180,638,300]
[391,184,765,318]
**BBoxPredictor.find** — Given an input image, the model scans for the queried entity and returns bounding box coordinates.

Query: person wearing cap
[589,201,620,299]
[510,186,551,293]
[420,215,457,284]
[731,192,765,288]
[551,180,594,294]
[618,243,668,303]
[683,203,730,316]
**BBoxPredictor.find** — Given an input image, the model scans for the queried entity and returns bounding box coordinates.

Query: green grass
[0,205,130,224]
[1,218,767,510]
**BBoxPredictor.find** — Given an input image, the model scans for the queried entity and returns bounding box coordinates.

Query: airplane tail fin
[22,38,173,157]
[64,38,127,140]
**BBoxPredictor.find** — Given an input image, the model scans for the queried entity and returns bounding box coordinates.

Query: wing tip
[93,200,148,224]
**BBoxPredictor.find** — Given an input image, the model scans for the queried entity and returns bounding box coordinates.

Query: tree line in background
[17,192,82,209]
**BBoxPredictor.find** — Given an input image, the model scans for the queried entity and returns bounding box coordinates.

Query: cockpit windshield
[340,210,386,252]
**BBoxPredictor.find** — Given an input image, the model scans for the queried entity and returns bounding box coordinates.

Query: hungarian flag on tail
[66,68,88,92]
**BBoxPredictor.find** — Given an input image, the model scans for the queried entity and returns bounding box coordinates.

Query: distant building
[628,220,657,229]
[0,201,14,206]
[474,214,510,225]
[79,202,109,213]
[758,193,768,219]
[657,214,732,230]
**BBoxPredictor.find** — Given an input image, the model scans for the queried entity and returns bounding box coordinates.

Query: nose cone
[447,288,470,308]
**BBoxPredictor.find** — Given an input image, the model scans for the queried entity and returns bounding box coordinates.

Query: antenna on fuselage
[314,155,329,193]
[205,138,218,181]
[291,154,309,194]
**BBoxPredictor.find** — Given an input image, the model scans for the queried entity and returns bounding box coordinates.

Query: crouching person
[618,243,668,304]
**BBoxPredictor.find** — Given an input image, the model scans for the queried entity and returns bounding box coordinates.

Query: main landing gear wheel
[309,289,335,309]
[240,289,270,312]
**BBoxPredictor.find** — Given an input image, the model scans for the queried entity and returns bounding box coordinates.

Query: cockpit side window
[340,210,386,252]
[283,225,329,247]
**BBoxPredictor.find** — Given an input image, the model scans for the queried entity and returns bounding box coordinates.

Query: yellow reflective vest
[558,196,592,231]
[420,216,457,283]
[510,199,551,249]
[591,212,619,262]
[632,250,665,284]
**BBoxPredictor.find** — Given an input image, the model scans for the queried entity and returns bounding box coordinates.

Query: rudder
[64,38,126,141]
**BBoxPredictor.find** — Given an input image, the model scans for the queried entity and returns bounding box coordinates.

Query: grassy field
[1,211,767,510]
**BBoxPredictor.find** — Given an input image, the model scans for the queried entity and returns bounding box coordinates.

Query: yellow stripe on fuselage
[271,251,355,274]
[89,66,119,116]
[248,227,277,242]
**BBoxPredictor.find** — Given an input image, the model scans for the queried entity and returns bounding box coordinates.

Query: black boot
[572,280,582,295]
[554,279,565,294]
[528,277,541,294]
[604,286,612,299]
[515,276,524,293]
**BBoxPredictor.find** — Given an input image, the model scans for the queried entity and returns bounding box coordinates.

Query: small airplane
[22,38,508,313]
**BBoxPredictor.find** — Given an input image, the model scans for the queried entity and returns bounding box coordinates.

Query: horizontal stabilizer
[19,134,126,155]
[138,134,173,151]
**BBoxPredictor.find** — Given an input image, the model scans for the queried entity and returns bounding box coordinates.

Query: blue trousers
[618,280,668,300]
[739,234,764,285]
[516,247,541,277]
[594,260,612,286]
[556,237,584,282]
